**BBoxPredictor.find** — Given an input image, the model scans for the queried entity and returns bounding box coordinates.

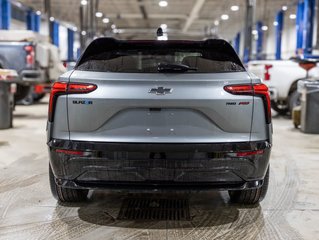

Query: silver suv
[47,38,271,204]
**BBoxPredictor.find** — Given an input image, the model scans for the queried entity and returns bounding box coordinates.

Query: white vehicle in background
[248,59,319,114]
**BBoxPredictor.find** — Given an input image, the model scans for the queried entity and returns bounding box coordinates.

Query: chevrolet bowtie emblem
[149,87,173,95]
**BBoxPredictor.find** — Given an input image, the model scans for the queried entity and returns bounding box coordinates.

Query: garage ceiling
[18,0,296,40]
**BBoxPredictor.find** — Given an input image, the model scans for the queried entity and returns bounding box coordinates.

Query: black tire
[288,90,301,114]
[15,85,31,102]
[228,167,269,204]
[33,93,46,102]
[49,164,88,202]
[271,101,289,115]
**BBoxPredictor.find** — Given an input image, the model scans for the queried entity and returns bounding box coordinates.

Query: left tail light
[224,83,271,124]
[48,82,97,122]
[24,45,35,68]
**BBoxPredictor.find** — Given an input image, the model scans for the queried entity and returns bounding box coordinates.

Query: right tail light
[48,82,97,122]
[224,83,271,124]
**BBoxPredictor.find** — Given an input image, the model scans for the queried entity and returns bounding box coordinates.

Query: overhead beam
[182,0,206,33]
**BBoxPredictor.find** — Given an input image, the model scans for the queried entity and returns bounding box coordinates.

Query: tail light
[299,62,316,71]
[24,45,35,68]
[264,64,272,81]
[224,84,271,124]
[48,82,97,122]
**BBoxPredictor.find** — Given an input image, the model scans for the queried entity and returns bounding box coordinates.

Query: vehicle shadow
[54,191,265,231]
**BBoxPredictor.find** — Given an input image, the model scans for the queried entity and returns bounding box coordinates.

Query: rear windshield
[76,38,245,73]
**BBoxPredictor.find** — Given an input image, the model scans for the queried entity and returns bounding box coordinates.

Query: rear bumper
[19,70,42,84]
[48,139,271,192]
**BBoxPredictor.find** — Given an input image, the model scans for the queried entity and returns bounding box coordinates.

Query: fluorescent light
[111,24,116,29]
[273,21,278,26]
[49,17,55,22]
[160,24,167,30]
[221,14,229,20]
[214,20,219,26]
[95,12,103,18]
[81,0,88,5]
[282,6,288,11]
[81,30,86,36]
[230,5,239,11]
[102,17,109,23]
[159,1,168,7]
[261,25,268,31]
[73,27,78,31]
[289,14,296,19]
[36,11,41,15]
[252,30,258,35]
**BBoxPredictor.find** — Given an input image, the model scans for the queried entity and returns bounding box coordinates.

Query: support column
[234,32,241,54]
[243,0,254,63]
[67,28,74,61]
[275,11,284,60]
[50,21,59,47]
[296,1,304,54]
[26,10,35,31]
[303,0,316,54]
[1,0,11,30]
[34,14,40,32]
[256,21,263,60]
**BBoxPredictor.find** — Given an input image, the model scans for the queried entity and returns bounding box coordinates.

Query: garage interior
[0,0,319,239]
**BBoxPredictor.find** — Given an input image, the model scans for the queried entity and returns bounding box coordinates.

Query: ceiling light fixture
[230,5,239,11]
[221,14,229,20]
[289,14,296,19]
[36,10,41,15]
[159,1,168,7]
[111,24,116,29]
[214,20,219,26]
[282,6,288,11]
[73,27,78,31]
[273,21,278,26]
[81,0,88,6]
[252,30,258,35]
[95,12,103,18]
[102,17,110,23]
[261,25,268,31]
[49,17,55,22]
[81,30,86,36]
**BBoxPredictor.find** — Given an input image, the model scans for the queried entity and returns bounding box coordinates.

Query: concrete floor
[0,99,319,240]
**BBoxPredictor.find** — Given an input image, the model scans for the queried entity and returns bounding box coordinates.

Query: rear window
[76,38,245,73]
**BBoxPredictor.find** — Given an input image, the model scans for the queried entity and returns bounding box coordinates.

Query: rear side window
[76,38,245,73]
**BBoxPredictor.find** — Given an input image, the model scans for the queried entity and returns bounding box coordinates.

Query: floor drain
[117,198,191,221]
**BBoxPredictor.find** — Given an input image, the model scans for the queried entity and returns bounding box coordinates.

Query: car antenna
[157,27,163,37]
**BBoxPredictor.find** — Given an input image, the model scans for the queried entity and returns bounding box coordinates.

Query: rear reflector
[224,83,271,124]
[48,82,97,122]
[236,150,264,157]
[56,149,85,156]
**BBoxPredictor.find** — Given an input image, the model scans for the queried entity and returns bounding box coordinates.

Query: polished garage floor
[0,100,318,240]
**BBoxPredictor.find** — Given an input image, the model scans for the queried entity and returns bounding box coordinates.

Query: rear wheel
[228,167,269,204]
[271,101,289,115]
[49,164,88,202]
